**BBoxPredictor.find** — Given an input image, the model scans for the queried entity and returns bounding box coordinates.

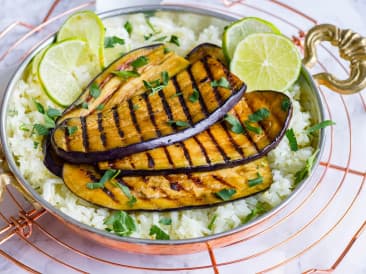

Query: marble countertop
[0,0,365,273]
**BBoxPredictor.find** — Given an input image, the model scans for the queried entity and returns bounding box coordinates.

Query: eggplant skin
[186,43,227,65]
[62,157,271,211]
[59,44,165,123]
[51,56,246,164]
[99,91,292,175]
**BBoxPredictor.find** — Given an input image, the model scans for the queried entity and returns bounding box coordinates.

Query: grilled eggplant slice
[99,91,292,174]
[186,43,227,65]
[62,157,271,211]
[52,56,246,163]
[59,44,190,122]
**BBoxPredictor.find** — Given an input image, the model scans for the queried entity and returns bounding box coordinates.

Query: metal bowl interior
[0,5,325,254]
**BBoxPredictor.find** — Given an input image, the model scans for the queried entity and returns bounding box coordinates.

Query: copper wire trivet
[0,0,365,273]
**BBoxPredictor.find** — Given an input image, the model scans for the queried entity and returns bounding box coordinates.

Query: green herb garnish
[33,100,45,114]
[149,225,170,240]
[166,120,190,127]
[86,169,120,189]
[104,211,136,236]
[145,15,159,34]
[116,183,137,207]
[285,128,298,151]
[144,33,153,40]
[224,114,245,134]
[248,173,263,187]
[90,83,101,99]
[132,104,140,111]
[169,35,180,46]
[104,36,125,48]
[44,115,56,129]
[248,108,270,123]
[306,120,336,134]
[208,214,217,230]
[33,141,39,149]
[124,21,133,36]
[281,98,291,112]
[95,104,104,111]
[32,124,50,136]
[46,108,62,120]
[112,70,140,79]
[19,123,30,132]
[144,71,169,96]
[244,121,262,134]
[189,88,199,103]
[215,188,236,201]
[243,201,272,224]
[170,92,183,98]
[153,36,168,42]
[81,102,89,109]
[294,149,319,185]
[131,56,149,70]
[163,47,171,54]
[159,217,172,225]
[211,77,231,89]
[67,126,78,136]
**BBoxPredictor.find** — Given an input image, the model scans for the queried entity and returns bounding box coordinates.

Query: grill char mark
[128,99,142,140]
[97,112,107,147]
[112,106,124,139]
[143,93,161,137]
[80,116,89,152]
[171,77,193,125]
[158,89,176,131]
[187,66,209,117]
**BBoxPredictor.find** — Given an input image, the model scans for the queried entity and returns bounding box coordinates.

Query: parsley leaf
[47,108,62,120]
[189,88,199,103]
[153,36,168,42]
[163,47,171,54]
[159,217,172,225]
[169,35,180,46]
[115,183,137,207]
[96,104,104,111]
[86,169,120,190]
[33,100,45,114]
[244,121,262,134]
[294,149,319,185]
[149,225,170,240]
[285,128,298,151]
[19,123,30,132]
[104,211,136,236]
[248,173,263,187]
[243,201,272,224]
[44,115,56,129]
[144,71,169,96]
[112,70,140,79]
[211,77,231,89]
[170,92,183,98]
[144,33,153,40]
[124,21,132,36]
[281,98,291,112]
[131,56,149,70]
[208,214,217,230]
[32,124,49,136]
[215,188,236,201]
[306,120,336,134]
[81,102,89,109]
[145,14,159,34]
[166,120,190,127]
[248,108,270,123]
[33,141,39,149]
[67,126,78,136]
[224,114,245,134]
[90,83,101,98]
[104,36,125,48]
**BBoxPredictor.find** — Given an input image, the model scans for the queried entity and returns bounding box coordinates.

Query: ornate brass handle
[303,24,366,94]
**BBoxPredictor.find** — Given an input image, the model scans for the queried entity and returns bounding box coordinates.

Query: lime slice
[230,33,301,91]
[57,11,105,68]
[223,17,280,61]
[104,43,130,66]
[38,39,87,107]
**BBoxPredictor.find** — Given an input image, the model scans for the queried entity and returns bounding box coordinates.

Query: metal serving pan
[0,5,365,255]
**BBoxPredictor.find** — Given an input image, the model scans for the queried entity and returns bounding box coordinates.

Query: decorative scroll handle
[303,24,366,94]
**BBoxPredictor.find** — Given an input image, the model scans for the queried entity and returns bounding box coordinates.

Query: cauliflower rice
[6,12,313,240]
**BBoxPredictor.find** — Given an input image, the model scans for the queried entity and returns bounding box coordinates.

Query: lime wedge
[38,39,87,107]
[223,17,280,61]
[57,11,105,68]
[230,33,301,91]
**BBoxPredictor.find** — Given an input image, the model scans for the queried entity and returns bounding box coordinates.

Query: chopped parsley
[112,70,140,79]
[243,201,272,224]
[189,88,199,103]
[124,21,133,36]
[104,36,125,48]
[248,108,270,123]
[170,92,183,98]
[153,36,168,42]
[294,149,319,185]
[306,120,336,134]
[132,104,140,111]
[95,104,104,111]
[166,120,190,127]
[86,169,120,189]
[33,141,39,149]
[104,211,136,236]
[248,173,263,187]
[163,47,171,54]
[44,115,56,129]
[211,77,231,89]
[145,14,159,34]
[81,102,89,109]
[30,101,61,136]
[149,225,170,240]
[131,56,149,70]
[208,214,217,230]
[19,123,30,132]
[144,71,169,96]
[215,188,236,201]
[169,35,180,46]
[90,83,101,98]
[32,124,50,136]
[285,128,298,151]
[224,114,245,134]
[144,33,153,40]
[67,126,78,136]
[115,183,137,207]
[33,100,45,114]
[46,108,62,120]
[159,217,172,225]
[281,98,291,112]
[244,121,262,134]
